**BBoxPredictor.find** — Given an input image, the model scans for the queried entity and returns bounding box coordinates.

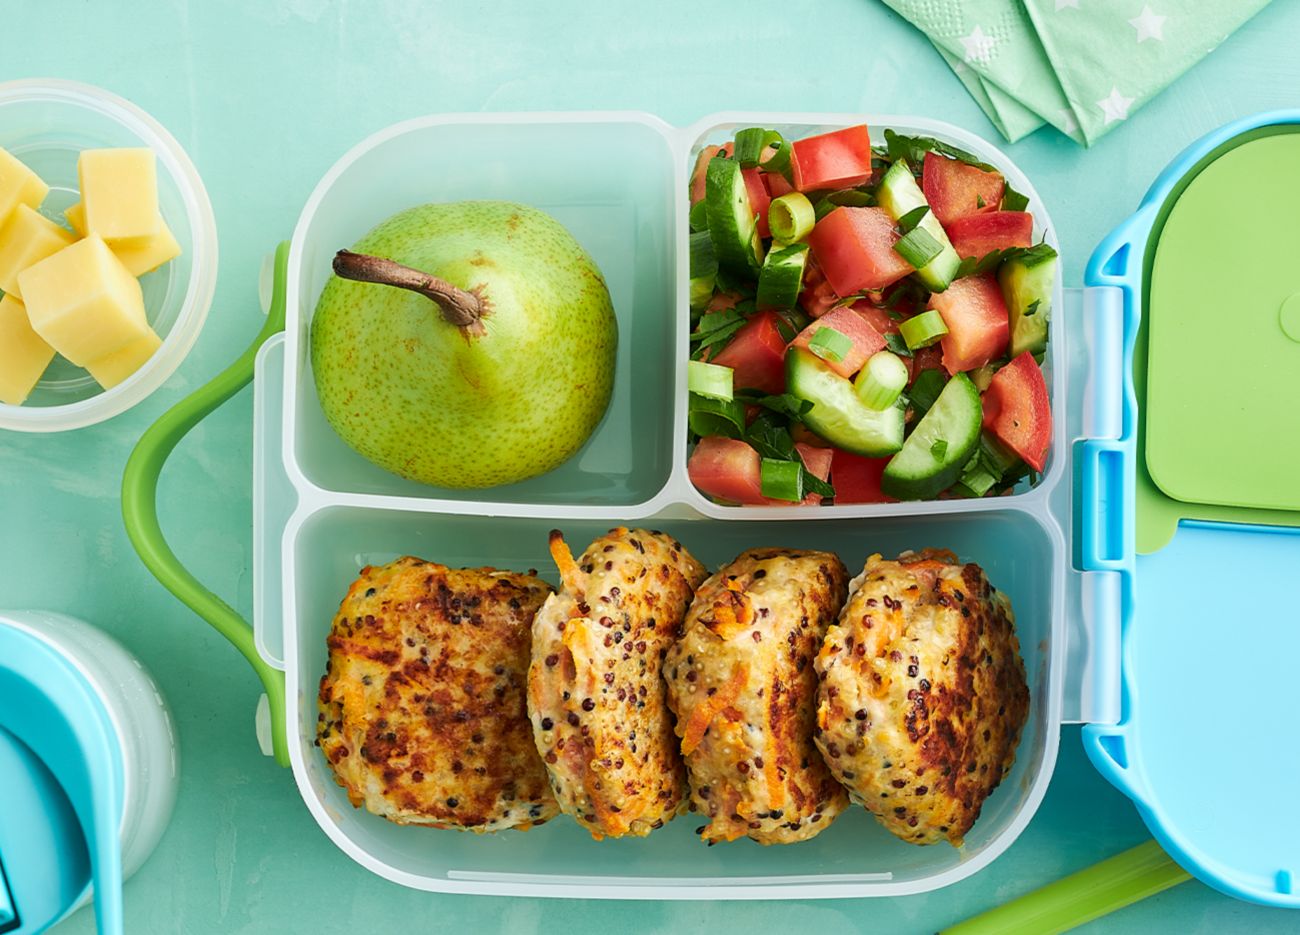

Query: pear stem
[332,250,487,332]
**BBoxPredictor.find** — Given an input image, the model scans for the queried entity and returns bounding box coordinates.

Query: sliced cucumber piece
[786,347,905,457]
[881,372,982,499]
[705,156,764,276]
[999,249,1057,357]
[689,230,717,310]
[875,158,960,292]
[756,242,809,310]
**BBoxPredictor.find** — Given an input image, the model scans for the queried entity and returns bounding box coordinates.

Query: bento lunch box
[122,111,1300,906]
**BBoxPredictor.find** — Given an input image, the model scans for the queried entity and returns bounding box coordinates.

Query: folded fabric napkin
[884,0,1272,145]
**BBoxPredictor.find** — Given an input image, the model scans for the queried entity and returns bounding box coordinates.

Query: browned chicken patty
[815,549,1029,846]
[528,527,708,839]
[666,548,851,845]
[317,557,560,832]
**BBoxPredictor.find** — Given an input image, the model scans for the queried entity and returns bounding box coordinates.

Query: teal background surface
[2,1,1296,931]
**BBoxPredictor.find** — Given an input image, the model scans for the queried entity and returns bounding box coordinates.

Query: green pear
[311,201,617,488]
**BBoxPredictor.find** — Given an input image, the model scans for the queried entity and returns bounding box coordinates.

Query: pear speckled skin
[311,201,618,489]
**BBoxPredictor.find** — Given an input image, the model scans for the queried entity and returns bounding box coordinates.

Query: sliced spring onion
[755,242,809,311]
[768,192,816,243]
[910,368,947,415]
[808,326,852,364]
[760,457,803,502]
[733,127,772,167]
[957,453,1000,497]
[899,309,949,350]
[689,199,710,232]
[854,351,909,410]
[893,226,944,269]
[688,393,746,438]
[733,127,792,179]
[688,359,734,401]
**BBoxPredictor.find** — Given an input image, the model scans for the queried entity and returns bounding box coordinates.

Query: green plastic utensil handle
[122,241,291,767]
[942,840,1192,935]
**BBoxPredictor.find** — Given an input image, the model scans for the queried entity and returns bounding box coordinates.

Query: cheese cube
[0,147,49,227]
[18,235,148,367]
[85,328,162,389]
[0,205,76,299]
[0,295,56,405]
[65,200,87,237]
[78,148,159,243]
[66,201,180,276]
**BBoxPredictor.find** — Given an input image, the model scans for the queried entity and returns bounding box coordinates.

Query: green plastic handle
[122,241,291,767]
[943,840,1193,935]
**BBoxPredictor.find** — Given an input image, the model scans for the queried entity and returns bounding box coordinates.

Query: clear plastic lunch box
[122,111,1300,906]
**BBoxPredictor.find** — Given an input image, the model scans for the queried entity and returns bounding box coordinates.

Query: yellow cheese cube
[18,235,148,367]
[85,327,161,389]
[0,147,49,227]
[78,148,160,244]
[65,200,87,237]
[66,201,180,276]
[0,205,76,299]
[0,294,56,405]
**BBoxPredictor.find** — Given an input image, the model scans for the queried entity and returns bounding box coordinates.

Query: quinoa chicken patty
[666,548,851,845]
[815,549,1029,846]
[528,527,708,839]
[317,557,559,832]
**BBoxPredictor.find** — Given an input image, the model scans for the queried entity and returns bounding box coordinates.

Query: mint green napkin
[884,0,1272,145]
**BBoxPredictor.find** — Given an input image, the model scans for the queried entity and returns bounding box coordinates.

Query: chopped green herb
[930,438,948,461]
[884,333,914,358]
[1002,183,1030,212]
[688,393,746,438]
[883,129,998,174]
[975,194,986,209]
[1023,299,1041,318]
[910,368,947,415]
[895,204,930,234]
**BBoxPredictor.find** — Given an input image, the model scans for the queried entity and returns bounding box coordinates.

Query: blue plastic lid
[1082,111,1300,909]
[0,621,125,934]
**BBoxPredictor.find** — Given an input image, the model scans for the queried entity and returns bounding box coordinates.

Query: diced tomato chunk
[929,274,1009,375]
[799,258,842,318]
[764,172,794,198]
[790,305,885,379]
[830,449,897,503]
[689,142,733,205]
[945,211,1033,260]
[793,443,834,506]
[808,206,914,296]
[742,167,772,239]
[708,310,788,395]
[982,352,1051,471]
[922,152,1004,225]
[689,437,765,504]
[904,344,943,383]
[850,300,900,336]
[791,125,874,192]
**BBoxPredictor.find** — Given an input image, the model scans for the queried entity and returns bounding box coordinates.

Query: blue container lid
[1082,110,1300,909]
[0,621,125,934]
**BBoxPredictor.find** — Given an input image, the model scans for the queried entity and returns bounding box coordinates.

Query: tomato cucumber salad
[685,123,1057,506]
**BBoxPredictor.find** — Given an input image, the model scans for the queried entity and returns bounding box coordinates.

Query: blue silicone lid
[1082,110,1300,909]
[0,622,125,934]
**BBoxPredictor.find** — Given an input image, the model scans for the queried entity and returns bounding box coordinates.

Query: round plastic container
[0,610,178,931]
[0,79,217,433]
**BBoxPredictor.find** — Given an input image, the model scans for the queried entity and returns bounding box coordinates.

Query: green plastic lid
[1145,131,1300,513]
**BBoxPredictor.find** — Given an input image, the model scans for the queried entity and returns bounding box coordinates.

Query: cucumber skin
[1000,252,1056,357]
[705,157,763,276]
[786,348,905,457]
[881,372,983,500]
[875,159,960,292]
